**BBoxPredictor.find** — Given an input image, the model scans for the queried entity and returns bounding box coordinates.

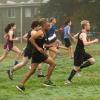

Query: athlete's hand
[15,37,19,41]
[45,44,51,48]
[38,47,45,54]
[93,39,99,43]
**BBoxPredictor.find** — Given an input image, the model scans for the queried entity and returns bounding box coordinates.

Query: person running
[63,18,74,58]
[45,17,60,60]
[23,28,45,78]
[16,19,56,92]
[0,23,21,65]
[7,21,45,80]
[65,20,99,84]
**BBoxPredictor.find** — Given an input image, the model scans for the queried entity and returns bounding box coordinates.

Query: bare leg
[66,66,80,84]
[16,63,39,92]
[20,63,39,85]
[0,49,8,62]
[49,46,58,60]
[70,46,74,58]
[12,46,21,64]
[80,58,95,69]
[68,46,74,58]
[12,46,21,58]
[44,57,56,81]
[37,64,45,77]
[12,57,29,72]
[7,57,29,80]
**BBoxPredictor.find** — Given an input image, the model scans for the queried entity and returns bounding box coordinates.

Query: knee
[89,58,96,65]
[50,62,56,68]
[52,62,56,68]
[74,67,80,71]
[70,45,72,48]
[18,51,22,55]
[3,54,7,58]
[30,67,37,74]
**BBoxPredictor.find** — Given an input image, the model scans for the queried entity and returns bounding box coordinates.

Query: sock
[68,69,77,81]
[80,61,92,69]
[14,60,19,65]
[37,69,43,75]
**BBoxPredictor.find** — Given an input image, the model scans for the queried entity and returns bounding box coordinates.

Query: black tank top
[30,34,46,54]
[26,30,46,54]
[35,35,46,49]
[75,32,85,53]
[26,30,46,49]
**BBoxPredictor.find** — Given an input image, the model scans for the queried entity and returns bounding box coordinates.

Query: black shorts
[24,47,32,59]
[64,38,71,48]
[31,53,48,63]
[74,52,92,66]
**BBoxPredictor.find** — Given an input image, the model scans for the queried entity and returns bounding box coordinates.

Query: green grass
[0,43,100,100]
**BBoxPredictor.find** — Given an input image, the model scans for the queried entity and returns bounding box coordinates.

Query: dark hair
[31,21,40,29]
[64,17,71,26]
[5,23,15,33]
[50,17,56,22]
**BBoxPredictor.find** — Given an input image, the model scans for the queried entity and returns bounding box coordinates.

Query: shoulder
[9,30,13,33]
[37,30,44,35]
[31,30,37,37]
[8,30,13,35]
[31,30,37,34]
[64,26,67,30]
[65,25,70,29]
[80,32,87,39]
[64,26,70,31]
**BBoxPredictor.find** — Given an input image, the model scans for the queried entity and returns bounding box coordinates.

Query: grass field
[0,43,100,100]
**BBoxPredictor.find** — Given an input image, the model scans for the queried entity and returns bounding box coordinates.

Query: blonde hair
[81,20,89,29]
[39,18,48,26]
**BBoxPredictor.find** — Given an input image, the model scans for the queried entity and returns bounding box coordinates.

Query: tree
[40,0,100,31]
